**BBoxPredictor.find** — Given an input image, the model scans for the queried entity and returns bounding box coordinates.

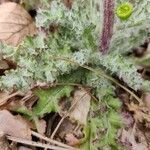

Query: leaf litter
[0,110,31,139]
[0,2,36,46]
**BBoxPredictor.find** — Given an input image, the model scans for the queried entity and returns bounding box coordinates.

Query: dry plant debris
[0,110,31,139]
[0,0,149,150]
[69,89,91,125]
[0,2,36,46]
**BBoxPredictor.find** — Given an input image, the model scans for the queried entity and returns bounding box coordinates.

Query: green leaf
[102,127,118,148]
[14,106,33,119]
[106,97,122,109]
[83,25,97,49]
[33,86,73,117]
[80,123,97,150]
[108,111,121,127]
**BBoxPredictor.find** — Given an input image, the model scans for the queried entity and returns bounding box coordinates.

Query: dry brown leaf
[120,129,148,150]
[57,118,76,140]
[0,2,36,46]
[0,131,10,150]
[21,91,38,109]
[0,91,24,106]
[143,93,150,108]
[18,146,32,150]
[0,110,31,139]
[0,0,10,4]
[65,133,79,146]
[35,119,46,135]
[69,89,91,125]
[0,91,10,106]
[127,102,150,123]
[0,53,9,70]
[0,60,9,70]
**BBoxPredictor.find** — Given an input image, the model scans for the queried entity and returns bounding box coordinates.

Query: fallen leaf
[0,0,10,4]
[0,53,9,70]
[143,93,150,108]
[0,110,31,139]
[56,117,86,146]
[57,118,76,140]
[0,91,10,106]
[34,118,46,135]
[0,130,9,150]
[0,60,9,70]
[0,91,24,106]
[121,112,134,128]
[18,146,32,150]
[127,102,150,123]
[65,133,79,146]
[119,129,148,150]
[69,89,91,125]
[21,91,38,109]
[65,125,90,147]
[0,2,36,46]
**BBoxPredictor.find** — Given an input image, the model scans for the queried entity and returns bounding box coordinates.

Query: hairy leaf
[33,86,73,117]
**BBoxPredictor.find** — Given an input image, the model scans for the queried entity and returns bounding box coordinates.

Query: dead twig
[6,135,71,150]
[0,91,24,106]
[31,131,77,150]
[49,56,142,104]
[50,91,88,139]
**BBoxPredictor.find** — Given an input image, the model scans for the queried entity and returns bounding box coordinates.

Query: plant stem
[100,0,115,54]
[49,56,142,104]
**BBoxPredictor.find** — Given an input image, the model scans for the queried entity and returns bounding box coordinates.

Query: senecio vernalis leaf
[0,0,149,92]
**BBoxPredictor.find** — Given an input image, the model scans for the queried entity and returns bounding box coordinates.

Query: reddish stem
[100,0,115,54]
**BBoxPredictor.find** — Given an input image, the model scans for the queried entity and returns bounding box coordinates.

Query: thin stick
[82,65,142,103]
[51,91,88,139]
[7,135,70,150]
[36,82,89,89]
[31,131,76,150]
[0,91,24,106]
[49,56,142,104]
[50,116,66,139]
